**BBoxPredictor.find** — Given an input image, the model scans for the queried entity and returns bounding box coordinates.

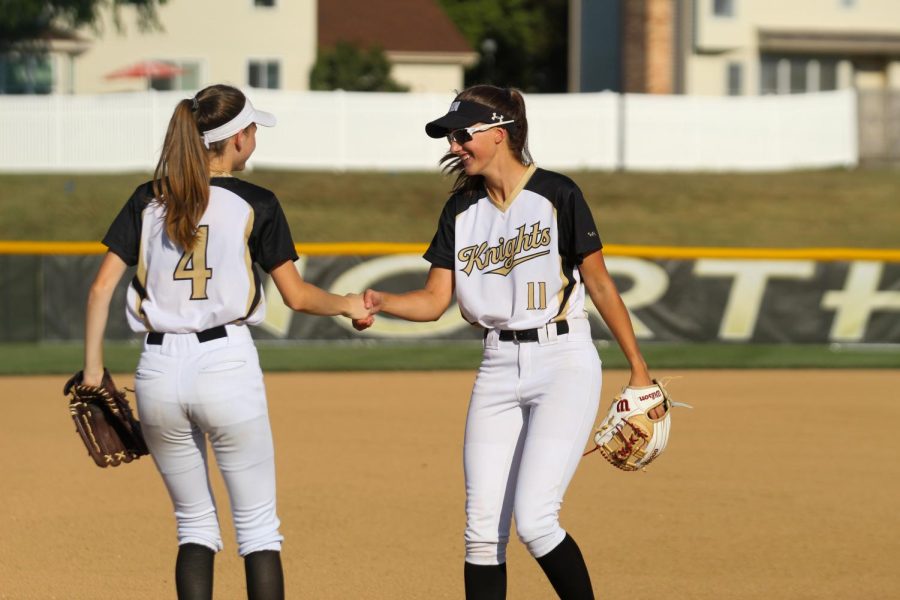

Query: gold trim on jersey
[554,206,572,320]
[243,210,256,317]
[485,163,537,212]
[133,207,151,329]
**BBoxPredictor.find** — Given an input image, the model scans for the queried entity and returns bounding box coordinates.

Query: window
[819,59,837,91]
[759,54,841,94]
[713,0,735,17]
[254,0,275,6]
[0,53,52,94]
[727,62,742,95]
[789,57,808,93]
[249,60,280,89]
[150,60,201,91]
[760,56,778,94]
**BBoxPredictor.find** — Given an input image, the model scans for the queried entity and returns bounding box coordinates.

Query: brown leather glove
[64,369,150,467]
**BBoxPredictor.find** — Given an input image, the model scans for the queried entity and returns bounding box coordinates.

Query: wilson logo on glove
[639,389,663,402]
[584,379,691,472]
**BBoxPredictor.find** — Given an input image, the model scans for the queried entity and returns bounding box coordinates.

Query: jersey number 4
[173,225,213,300]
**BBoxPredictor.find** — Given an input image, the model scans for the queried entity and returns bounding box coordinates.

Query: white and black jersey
[424,165,602,330]
[103,177,299,333]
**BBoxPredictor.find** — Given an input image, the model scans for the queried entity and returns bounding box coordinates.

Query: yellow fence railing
[0,241,899,262]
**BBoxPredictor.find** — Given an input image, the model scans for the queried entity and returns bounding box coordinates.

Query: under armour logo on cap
[425,99,514,139]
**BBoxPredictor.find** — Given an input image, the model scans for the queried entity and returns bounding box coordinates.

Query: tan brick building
[571,0,900,96]
[622,0,676,94]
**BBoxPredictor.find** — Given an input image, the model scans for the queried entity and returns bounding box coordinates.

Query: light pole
[480,38,497,84]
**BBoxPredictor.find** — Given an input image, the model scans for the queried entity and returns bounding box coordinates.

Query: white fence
[0,89,857,173]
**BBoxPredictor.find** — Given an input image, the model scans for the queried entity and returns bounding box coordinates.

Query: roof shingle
[319,0,473,54]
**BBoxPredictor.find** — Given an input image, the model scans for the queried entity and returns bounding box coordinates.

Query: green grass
[2,341,896,376]
[1,168,899,247]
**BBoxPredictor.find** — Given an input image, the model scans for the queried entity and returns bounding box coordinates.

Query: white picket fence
[0,89,858,173]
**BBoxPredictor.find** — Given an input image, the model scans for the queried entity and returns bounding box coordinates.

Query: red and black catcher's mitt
[64,369,150,468]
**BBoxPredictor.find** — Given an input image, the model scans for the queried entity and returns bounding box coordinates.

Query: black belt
[492,320,569,342]
[146,325,228,345]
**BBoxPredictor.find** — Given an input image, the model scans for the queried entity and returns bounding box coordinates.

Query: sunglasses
[446,120,515,145]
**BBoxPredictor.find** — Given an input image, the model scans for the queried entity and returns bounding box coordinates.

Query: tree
[437,0,568,93]
[0,0,165,49]
[309,42,409,92]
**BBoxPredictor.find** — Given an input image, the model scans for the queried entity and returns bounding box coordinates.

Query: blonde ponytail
[152,99,210,251]
[152,84,245,251]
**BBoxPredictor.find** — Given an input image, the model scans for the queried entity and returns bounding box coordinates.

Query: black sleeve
[250,194,299,273]
[558,183,602,264]
[423,197,456,269]
[101,183,152,266]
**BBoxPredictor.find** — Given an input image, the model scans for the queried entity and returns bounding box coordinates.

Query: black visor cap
[425,100,509,138]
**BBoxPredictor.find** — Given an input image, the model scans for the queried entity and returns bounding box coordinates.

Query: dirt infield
[2,369,898,599]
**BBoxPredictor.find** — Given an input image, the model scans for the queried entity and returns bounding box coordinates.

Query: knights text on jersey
[103,177,299,333]
[423,165,602,330]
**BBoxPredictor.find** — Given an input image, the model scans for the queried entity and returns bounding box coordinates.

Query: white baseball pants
[464,318,601,565]
[134,324,283,556]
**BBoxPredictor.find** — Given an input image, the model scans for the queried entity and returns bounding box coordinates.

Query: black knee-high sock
[464,562,507,600]
[175,543,215,600]
[244,550,284,600]
[535,534,594,600]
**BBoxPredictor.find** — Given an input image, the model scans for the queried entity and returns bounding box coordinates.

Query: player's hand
[628,367,665,418]
[628,372,652,388]
[628,358,651,388]
[351,288,383,331]
[352,315,375,331]
[363,288,384,313]
[342,293,370,320]
[82,367,105,387]
[351,288,384,331]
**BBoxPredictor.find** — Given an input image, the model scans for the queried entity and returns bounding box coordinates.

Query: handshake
[335,270,447,331]
[343,289,382,331]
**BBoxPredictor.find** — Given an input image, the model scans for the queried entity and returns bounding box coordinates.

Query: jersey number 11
[527,281,547,310]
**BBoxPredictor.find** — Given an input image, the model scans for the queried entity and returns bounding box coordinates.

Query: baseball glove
[64,369,150,468]
[585,379,690,472]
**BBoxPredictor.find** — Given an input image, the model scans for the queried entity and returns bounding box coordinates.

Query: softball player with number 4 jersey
[81,84,370,600]
[353,85,659,600]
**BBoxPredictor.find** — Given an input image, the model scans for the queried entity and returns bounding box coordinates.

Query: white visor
[201,98,276,148]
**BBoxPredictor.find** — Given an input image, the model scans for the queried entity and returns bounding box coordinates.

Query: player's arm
[84,251,129,387]
[364,266,454,322]
[270,259,369,319]
[579,249,651,388]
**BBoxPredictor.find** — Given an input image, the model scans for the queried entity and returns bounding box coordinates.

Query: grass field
[2,341,897,375]
[1,168,899,247]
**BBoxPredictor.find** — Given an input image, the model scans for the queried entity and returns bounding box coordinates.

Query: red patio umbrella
[105,60,184,88]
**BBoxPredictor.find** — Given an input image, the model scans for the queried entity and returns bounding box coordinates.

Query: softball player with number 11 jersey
[354,85,656,600]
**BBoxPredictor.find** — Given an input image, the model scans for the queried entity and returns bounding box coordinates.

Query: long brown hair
[440,85,533,195]
[152,84,245,250]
